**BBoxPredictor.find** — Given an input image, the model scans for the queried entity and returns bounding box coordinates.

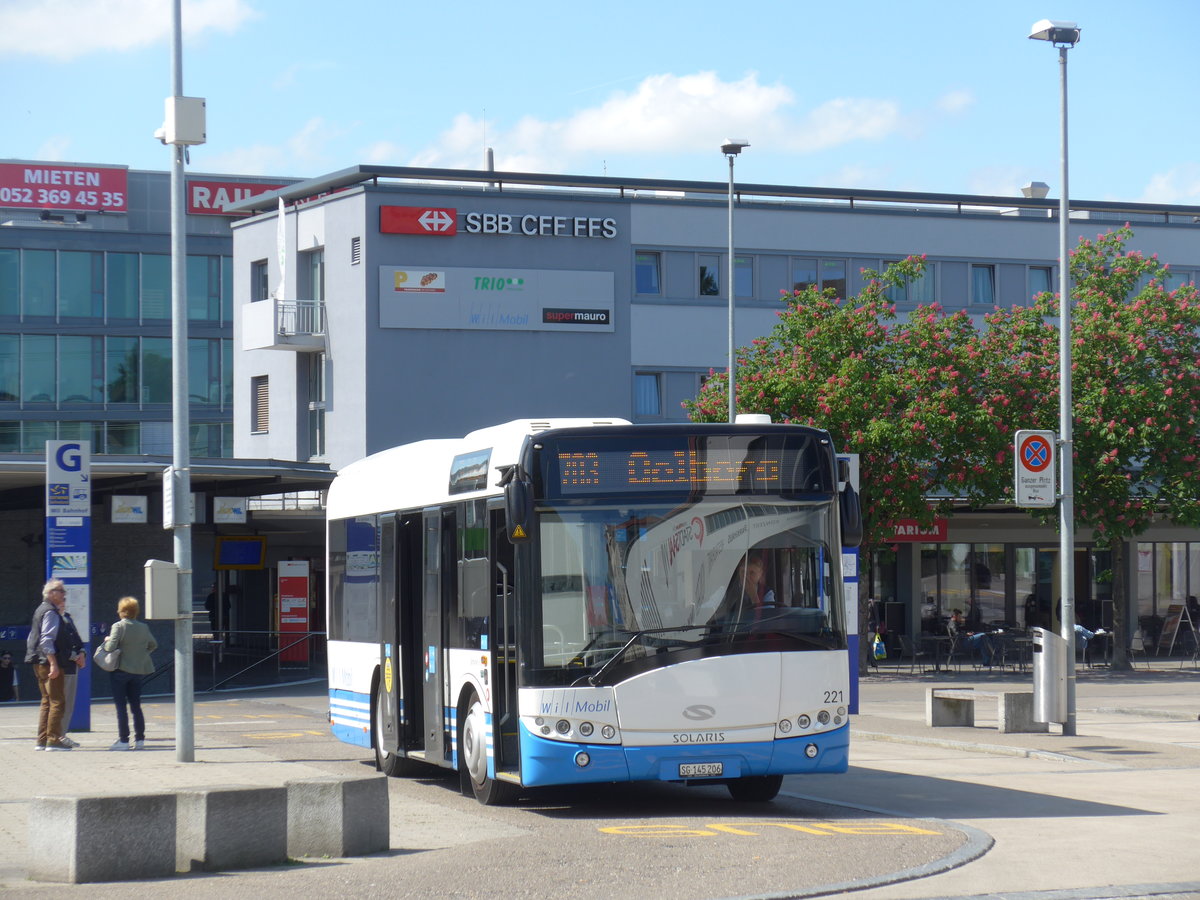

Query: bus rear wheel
[727,774,783,802]
[459,692,520,806]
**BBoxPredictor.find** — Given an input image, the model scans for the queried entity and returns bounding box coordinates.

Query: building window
[634,373,662,417]
[0,250,18,317]
[1029,266,1053,300]
[106,337,139,403]
[884,261,936,304]
[1165,269,1195,291]
[251,375,269,433]
[22,334,55,403]
[107,253,139,320]
[59,335,103,403]
[307,353,326,459]
[59,251,104,319]
[971,265,995,305]
[699,255,720,296]
[251,259,269,302]
[300,248,325,303]
[141,254,170,320]
[791,257,847,298]
[22,250,55,318]
[188,338,221,406]
[142,338,171,403]
[188,255,222,322]
[635,252,661,294]
[735,256,753,299]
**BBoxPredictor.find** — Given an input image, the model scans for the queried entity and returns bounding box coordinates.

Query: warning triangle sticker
[512,524,527,539]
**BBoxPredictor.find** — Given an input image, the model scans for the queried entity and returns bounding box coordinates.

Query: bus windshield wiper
[584,624,712,686]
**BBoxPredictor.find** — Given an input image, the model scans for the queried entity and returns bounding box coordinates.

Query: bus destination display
[553,443,819,496]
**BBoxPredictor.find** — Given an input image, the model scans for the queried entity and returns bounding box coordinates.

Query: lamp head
[1029,19,1080,46]
[721,139,750,156]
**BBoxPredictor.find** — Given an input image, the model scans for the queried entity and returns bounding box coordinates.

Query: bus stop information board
[278,560,309,664]
[1014,429,1056,508]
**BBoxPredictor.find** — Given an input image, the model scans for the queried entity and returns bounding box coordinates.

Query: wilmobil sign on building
[1014,429,1056,508]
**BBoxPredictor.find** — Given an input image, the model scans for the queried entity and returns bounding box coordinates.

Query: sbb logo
[380,206,457,235]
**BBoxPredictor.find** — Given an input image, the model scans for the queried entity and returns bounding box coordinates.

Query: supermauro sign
[381,205,617,238]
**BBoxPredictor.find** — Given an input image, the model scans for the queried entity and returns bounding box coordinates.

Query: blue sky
[2,0,1198,204]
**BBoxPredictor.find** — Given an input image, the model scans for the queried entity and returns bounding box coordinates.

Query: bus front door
[377,516,400,753]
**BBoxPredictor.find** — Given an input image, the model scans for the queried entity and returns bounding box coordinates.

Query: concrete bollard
[286,775,390,858]
[28,793,177,883]
[176,784,288,872]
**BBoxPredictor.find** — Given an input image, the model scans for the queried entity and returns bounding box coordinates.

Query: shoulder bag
[93,621,123,672]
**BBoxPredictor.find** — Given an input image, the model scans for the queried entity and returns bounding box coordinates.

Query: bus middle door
[421,508,453,763]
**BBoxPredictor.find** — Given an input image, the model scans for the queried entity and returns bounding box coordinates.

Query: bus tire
[459,691,520,806]
[727,774,783,802]
[373,677,423,778]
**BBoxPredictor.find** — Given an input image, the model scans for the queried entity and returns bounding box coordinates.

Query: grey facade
[231,166,1200,651]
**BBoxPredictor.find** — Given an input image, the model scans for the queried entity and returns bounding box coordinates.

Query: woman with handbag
[101,596,157,750]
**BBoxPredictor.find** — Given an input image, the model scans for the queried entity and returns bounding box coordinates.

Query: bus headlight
[601,725,616,740]
[817,710,831,725]
[805,743,819,759]
[555,719,571,735]
[578,721,594,737]
[797,715,811,729]
[837,707,847,718]
[777,718,793,734]
[575,751,591,768]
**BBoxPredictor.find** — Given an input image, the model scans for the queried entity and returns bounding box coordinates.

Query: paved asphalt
[0,663,1198,899]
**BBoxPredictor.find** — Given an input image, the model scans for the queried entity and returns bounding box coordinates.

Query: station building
[0,160,331,691]
[230,165,1200,651]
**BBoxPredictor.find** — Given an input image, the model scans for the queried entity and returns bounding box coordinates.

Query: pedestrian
[25,579,86,750]
[0,650,19,701]
[101,596,157,750]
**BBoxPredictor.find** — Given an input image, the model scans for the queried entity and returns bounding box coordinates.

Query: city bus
[325,417,861,804]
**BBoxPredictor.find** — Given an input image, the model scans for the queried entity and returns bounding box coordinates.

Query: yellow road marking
[600,821,942,838]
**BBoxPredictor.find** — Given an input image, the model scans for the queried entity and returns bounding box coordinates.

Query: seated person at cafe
[949,608,997,667]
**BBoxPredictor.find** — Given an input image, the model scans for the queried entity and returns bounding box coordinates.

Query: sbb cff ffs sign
[1014,429,1056,508]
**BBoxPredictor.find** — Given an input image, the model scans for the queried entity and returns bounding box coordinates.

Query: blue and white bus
[326,418,861,804]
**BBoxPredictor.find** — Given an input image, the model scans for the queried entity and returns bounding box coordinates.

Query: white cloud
[410,72,903,173]
[936,89,975,114]
[36,136,72,161]
[200,116,339,175]
[0,0,257,61]
[1140,164,1200,204]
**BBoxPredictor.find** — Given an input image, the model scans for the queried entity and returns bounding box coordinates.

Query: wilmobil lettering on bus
[574,699,611,714]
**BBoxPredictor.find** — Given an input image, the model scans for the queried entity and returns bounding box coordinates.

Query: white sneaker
[133,740,145,750]
[109,740,129,751]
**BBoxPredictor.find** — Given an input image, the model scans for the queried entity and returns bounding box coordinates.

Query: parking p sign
[1014,430,1056,508]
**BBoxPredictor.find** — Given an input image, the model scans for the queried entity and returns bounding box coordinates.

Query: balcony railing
[276,300,325,336]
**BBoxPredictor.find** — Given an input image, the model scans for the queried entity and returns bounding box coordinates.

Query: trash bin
[1032,626,1067,724]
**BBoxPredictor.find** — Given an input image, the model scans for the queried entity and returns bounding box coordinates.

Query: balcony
[242,299,325,352]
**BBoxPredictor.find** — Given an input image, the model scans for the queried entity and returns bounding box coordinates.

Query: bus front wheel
[727,774,783,802]
[459,691,520,806]
[373,678,423,777]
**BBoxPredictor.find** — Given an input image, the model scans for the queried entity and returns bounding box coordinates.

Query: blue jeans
[110,670,145,743]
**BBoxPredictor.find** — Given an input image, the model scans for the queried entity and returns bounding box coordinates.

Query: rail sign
[1014,429,1056,508]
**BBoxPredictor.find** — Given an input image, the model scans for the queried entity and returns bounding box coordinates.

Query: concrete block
[287,775,390,858]
[28,793,176,883]
[997,691,1049,734]
[927,688,975,727]
[177,784,287,872]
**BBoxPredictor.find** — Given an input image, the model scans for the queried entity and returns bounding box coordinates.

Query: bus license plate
[679,762,723,778]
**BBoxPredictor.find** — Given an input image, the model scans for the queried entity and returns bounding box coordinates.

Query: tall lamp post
[721,139,749,423]
[1029,18,1081,736]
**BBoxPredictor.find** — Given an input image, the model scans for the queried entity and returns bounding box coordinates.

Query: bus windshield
[532,498,845,685]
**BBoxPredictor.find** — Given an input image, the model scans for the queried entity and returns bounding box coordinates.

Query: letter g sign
[56,443,83,472]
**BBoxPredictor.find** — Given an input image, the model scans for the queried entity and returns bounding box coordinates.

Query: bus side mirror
[505,477,533,543]
[839,484,863,549]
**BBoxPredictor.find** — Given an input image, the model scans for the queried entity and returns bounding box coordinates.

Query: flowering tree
[685,256,1010,547]
[685,228,1200,672]
[984,226,1200,669]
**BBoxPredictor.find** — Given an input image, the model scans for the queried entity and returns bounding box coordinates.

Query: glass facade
[0,247,234,456]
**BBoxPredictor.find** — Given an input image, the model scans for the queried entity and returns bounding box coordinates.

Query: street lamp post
[721,139,749,423]
[1029,18,1081,736]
